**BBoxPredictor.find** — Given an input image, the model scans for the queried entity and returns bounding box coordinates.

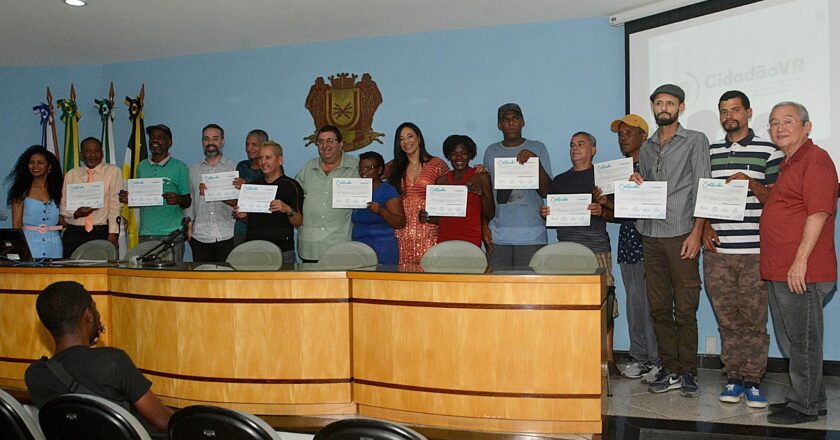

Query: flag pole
[46,87,59,161]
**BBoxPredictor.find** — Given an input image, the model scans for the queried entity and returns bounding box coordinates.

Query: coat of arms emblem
[304,72,384,152]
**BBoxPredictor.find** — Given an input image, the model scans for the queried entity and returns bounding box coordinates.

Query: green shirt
[295,153,359,261]
[136,156,191,236]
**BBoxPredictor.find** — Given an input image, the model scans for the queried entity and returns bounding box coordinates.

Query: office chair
[0,388,46,440]
[226,240,283,270]
[528,241,599,274]
[314,418,427,440]
[124,240,174,266]
[168,405,281,440]
[318,241,378,270]
[38,393,150,440]
[419,240,487,273]
[70,239,118,261]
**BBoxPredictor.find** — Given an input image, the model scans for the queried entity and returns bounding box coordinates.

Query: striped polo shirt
[708,129,783,254]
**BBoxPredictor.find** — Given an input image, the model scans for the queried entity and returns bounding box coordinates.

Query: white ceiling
[2,0,677,66]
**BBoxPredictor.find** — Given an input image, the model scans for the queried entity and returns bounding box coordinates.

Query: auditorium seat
[314,418,427,440]
[38,393,150,440]
[168,405,281,440]
[70,239,118,261]
[318,241,377,270]
[226,240,283,270]
[420,240,487,273]
[0,388,45,440]
[529,241,599,274]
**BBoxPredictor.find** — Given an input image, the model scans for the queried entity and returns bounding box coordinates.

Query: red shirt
[760,140,838,282]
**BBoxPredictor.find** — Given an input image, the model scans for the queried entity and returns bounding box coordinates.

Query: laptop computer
[0,229,33,261]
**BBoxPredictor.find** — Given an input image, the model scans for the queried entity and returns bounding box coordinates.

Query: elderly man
[762,102,837,425]
[234,129,269,246]
[295,125,359,262]
[59,137,123,257]
[702,91,783,408]
[25,281,172,437]
[187,124,237,262]
[630,84,710,398]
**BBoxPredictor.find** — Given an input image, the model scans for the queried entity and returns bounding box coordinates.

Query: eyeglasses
[767,118,803,130]
[317,138,339,146]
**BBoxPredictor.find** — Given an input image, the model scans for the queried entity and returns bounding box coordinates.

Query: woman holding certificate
[6,146,64,258]
[351,152,405,265]
[386,123,449,264]
[420,135,494,247]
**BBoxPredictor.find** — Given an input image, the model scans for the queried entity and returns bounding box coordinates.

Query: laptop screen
[0,229,33,261]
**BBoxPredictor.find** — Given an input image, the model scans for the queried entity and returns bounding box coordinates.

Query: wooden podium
[0,265,606,434]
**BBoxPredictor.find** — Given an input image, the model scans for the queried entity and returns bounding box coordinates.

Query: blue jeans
[768,280,835,415]
[621,261,660,365]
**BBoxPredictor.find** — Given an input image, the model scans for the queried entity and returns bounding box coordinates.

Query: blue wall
[1,17,838,361]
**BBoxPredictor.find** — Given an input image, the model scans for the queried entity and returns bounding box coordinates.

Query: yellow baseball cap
[610,114,649,137]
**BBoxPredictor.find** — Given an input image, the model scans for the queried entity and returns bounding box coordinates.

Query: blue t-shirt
[352,181,400,265]
[483,139,551,245]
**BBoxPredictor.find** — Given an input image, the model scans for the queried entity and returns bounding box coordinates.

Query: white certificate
[693,178,748,221]
[614,181,667,219]
[202,171,240,202]
[332,178,372,209]
[594,157,634,195]
[493,157,540,190]
[237,184,277,213]
[65,182,105,211]
[425,185,468,217]
[546,193,591,227]
[127,178,164,207]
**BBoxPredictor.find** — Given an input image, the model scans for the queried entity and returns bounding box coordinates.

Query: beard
[655,112,679,127]
[723,120,742,133]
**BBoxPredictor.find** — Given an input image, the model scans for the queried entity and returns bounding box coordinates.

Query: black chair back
[314,418,427,440]
[168,405,279,440]
[38,394,149,440]
[0,388,44,440]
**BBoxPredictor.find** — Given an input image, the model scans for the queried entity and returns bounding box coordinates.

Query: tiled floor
[606,365,840,431]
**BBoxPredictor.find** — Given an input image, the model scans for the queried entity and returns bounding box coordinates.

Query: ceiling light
[64,0,87,6]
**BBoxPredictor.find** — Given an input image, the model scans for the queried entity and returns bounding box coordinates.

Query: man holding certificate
[629,84,710,398]
[119,124,191,262]
[540,131,618,376]
[187,124,238,262]
[60,137,123,257]
[236,141,303,265]
[483,103,551,268]
[295,125,359,262]
[701,91,783,409]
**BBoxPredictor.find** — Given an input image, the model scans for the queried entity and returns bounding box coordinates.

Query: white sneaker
[623,361,649,379]
[641,364,662,384]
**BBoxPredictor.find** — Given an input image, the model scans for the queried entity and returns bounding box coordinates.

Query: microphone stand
[137,217,190,267]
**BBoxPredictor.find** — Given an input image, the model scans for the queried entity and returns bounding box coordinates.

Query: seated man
[24,281,172,437]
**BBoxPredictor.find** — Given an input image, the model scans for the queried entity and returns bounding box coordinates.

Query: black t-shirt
[548,166,610,253]
[25,345,152,409]
[245,175,304,252]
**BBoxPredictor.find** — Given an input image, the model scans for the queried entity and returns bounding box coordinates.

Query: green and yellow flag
[57,84,81,174]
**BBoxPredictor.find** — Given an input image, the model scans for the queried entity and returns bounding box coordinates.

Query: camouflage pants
[703,252,769,382]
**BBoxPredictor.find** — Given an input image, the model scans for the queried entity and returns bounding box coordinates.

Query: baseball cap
[610,114,649,137]
[145,124,173,140]
[497,103,523,120]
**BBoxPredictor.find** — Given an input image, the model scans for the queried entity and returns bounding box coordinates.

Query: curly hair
[36,281,93,338]
[5,145,63,206]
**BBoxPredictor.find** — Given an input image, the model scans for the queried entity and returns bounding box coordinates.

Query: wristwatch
[287,209,297,217]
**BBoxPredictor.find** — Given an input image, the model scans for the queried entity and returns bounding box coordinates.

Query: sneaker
[770,402,827,416]
[745,385,769,408]
[623,361,650,379]
[641,364,662,384]
[719,381,744,403]
[767,406,817,425]
[648,369,681,393]
[680,373,701,398]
